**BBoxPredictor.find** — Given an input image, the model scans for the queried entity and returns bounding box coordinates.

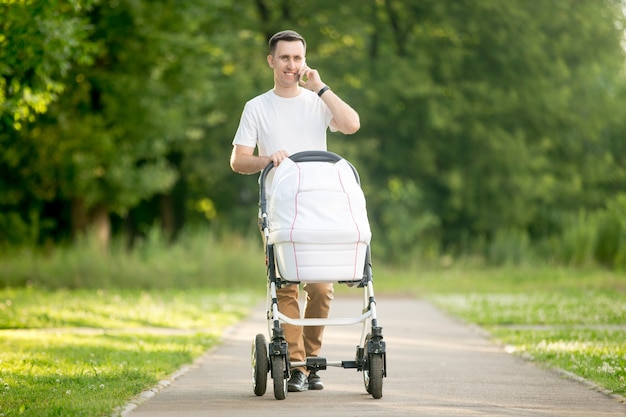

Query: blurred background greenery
[2,0,626,275]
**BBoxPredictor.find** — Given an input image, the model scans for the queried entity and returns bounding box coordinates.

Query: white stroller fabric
[267,158,371,282]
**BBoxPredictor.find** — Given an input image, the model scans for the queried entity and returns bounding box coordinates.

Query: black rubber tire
[363,333,384,399]
[366,353,384,399]
[272,356,287,400]
[252,334,268,396]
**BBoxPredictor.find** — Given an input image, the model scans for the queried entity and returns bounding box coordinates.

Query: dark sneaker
[287,369,308,392]
[307,371,324,390]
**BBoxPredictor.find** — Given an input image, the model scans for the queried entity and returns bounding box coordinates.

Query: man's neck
[273,84,301,98]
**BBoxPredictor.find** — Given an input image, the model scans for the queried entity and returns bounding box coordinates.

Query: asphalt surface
[121,296,626,417]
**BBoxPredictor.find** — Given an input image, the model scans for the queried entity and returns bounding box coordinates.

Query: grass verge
[386,265,626,398]
[0,288,258,417]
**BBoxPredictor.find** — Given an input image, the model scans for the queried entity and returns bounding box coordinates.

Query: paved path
[122,297,626,416]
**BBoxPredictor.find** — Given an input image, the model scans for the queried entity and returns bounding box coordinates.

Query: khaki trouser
[277,282,334,374]
[259,214,334,374]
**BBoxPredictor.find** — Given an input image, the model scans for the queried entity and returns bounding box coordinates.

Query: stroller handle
[259,151,342,184]
[288,150,343,164]
[259,151,346,190]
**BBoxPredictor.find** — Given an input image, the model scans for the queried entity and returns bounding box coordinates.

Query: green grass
[0,229,265,290]
[1,331,214,416]
[394,265,626,398]
[0,288,253,329]
[490,328,626,395]
[429,291,626,325]
[0,287,257,417]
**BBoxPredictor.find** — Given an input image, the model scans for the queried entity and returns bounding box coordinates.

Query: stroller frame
[251,151,386,400]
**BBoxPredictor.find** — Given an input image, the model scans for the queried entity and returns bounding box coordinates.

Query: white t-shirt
[232,88,334,156]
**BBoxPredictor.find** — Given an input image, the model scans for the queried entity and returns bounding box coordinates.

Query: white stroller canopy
[267,158,371,282]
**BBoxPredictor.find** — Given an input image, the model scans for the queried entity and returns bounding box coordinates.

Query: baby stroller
[251,150,386,400]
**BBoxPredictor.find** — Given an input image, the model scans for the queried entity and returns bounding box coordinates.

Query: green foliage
[0,0,100,247]
[0,208,53,248]
[487,228,532,266]
[593,209,623,267]
[2,0,626,271]
[370,177,440,264]
[556,210,598,267]
[361,0,626,251]
[599,194,626,268]
[536,194,626,268]
[0,0,98,129]
[0,227,266,290]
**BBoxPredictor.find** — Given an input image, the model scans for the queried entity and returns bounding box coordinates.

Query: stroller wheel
[271,355,287,400]
[363,333,384,399]
[251,334,269,396]
[364,353,384,399]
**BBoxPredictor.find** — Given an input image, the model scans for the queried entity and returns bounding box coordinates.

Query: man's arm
[230,145,289,174]
[299,67,360,135]
[320,89,360,135]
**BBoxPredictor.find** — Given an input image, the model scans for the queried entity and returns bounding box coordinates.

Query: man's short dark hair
[269,30,306,56]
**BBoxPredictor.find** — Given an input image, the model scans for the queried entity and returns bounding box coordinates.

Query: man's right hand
[269,150,290,167]
[231,146,290,174]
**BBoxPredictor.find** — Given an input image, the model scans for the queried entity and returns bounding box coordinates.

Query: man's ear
[267,54,274,68]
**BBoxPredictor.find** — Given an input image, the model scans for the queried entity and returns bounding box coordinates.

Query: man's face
[268,40,306,88]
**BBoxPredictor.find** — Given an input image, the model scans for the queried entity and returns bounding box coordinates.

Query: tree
[359,0,626,256]
[0,0,98,129]
[2,0,626,269]
[0,0,98,246]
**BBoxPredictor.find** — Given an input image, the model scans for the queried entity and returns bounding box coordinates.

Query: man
[230,29,360,392]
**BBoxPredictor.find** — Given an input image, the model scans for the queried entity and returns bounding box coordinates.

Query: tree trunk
[160,193,175,242]
[90,204,111,252]
[70,198,110,251]
[71,198,89,237]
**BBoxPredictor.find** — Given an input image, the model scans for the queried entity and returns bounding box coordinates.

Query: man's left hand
[299,66,325,93]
